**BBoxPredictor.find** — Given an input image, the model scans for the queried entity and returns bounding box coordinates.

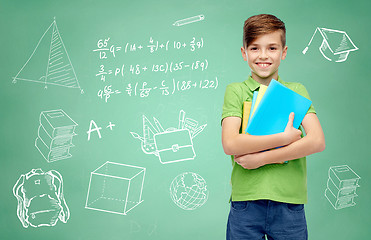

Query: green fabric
[221,76,316,204]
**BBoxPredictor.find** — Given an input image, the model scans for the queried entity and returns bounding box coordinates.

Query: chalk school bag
[13,168,70,228]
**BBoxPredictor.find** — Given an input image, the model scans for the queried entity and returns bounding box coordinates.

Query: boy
[221,14,325,240]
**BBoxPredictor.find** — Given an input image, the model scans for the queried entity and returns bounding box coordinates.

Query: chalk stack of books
[35,109,78,162]
[325,165,360,210]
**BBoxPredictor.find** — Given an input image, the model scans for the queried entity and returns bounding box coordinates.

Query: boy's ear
[241,47,247,61]
[281,46,288,60]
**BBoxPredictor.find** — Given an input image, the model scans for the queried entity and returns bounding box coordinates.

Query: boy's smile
[256,62,272,68]
[241,30,287,85]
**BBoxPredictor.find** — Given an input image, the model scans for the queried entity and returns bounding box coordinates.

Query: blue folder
[246,80,312,136]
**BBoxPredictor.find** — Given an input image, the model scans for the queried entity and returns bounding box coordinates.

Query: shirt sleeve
[221,83,243,122]
[296,84,316,114]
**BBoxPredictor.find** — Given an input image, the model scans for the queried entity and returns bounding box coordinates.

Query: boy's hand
[234,153,265,170]
[284,112,302,145]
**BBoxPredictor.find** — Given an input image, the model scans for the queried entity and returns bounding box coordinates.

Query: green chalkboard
[1,0,370,239]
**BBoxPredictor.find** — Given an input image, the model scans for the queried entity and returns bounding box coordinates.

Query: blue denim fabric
[226,200,308,240]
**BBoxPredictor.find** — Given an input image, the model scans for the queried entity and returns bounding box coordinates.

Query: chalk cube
[85,162,145,215]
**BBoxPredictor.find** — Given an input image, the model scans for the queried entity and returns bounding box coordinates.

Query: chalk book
[246,80,312,136]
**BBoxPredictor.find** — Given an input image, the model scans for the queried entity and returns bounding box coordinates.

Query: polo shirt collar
[243,75,283,91]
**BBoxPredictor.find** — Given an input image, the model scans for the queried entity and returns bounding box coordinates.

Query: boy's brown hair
[243,14,286,48]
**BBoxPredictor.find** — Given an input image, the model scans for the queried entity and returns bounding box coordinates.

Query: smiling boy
[221,14,325,239]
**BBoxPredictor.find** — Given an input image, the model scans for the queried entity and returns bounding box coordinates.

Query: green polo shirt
[222,76,316,204]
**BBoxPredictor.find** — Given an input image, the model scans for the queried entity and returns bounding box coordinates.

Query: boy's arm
[221,113,302,155]
[234,113,325,169]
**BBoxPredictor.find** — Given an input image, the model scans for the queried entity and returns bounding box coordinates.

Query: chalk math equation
[93,37,204,59]
[92,36,218,102]
[96,60,208,81]
[98,78,218,102]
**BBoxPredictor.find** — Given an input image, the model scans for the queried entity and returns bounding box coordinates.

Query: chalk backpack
[12,168,70,228]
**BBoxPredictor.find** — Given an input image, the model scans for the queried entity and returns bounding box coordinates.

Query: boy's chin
[252,73,275,80]
[252,69,278,81]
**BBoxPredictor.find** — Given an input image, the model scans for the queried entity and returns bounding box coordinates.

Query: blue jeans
[226,200,308,240]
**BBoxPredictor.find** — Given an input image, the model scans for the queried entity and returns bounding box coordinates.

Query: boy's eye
[250,47,258,51]
[269,47,277,50]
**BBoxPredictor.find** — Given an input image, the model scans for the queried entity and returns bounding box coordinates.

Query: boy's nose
[259,50,268,59]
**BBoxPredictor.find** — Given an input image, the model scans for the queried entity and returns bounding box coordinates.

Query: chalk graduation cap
[302,27,358,62]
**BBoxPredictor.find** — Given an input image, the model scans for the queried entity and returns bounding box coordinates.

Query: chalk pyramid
[13,18,82,92]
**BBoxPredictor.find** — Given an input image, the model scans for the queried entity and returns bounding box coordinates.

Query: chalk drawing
[35,109,78,163]
[85,161,146,215]
[302,27,358,62]
[130,110,207,164]
[169,172,208,210]
[173,15,205,27]
[13,17,83,93]
[13,168,70,228]
[324,165,361,210]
